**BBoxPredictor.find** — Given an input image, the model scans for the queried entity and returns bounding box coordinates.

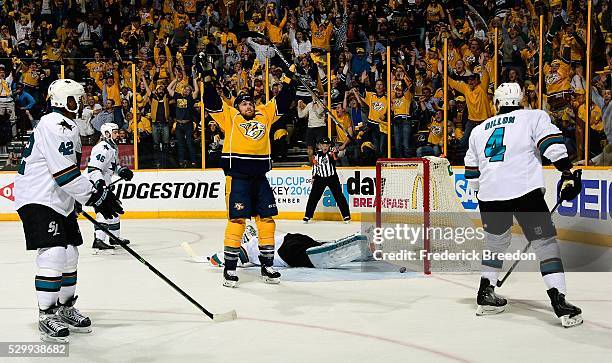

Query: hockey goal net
[375,157,482,274]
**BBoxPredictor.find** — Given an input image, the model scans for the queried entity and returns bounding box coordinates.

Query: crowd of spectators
[0,0,610,168]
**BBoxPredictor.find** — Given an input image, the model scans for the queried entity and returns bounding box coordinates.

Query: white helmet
[493,82,523,111]
[48,79,85,113]
[100,123,119,144]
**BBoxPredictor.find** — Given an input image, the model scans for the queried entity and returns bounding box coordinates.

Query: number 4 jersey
[14,112,94,216]
[464,109,568,201]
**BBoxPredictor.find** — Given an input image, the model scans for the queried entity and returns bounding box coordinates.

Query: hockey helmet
[493,82,523,111]
[100,122,120,144]
[48,79,85,113]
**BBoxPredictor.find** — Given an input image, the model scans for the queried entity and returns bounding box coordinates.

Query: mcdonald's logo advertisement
[0,182,14,202]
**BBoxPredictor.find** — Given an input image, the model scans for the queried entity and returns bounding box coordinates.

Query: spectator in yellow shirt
[44,39,64,64]
[173,5,190,28]
[95,70,124,128]
[214,25,238,48]
[331,104,353,166]
[448,58,491,150]
[248,12,266,33]
[310,17,334,50]
[544,58,572,111]
[353,80,388,157]
[391,82,416,158]
[576,94,606,160]
[55,18,73,44]
[128,112,152,143]
[417,109,443,157]
[426,0,445,26]
[265,8,287,45]
[158,13,175,39]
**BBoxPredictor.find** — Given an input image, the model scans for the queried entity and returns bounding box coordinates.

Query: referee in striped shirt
[303,137,351,223]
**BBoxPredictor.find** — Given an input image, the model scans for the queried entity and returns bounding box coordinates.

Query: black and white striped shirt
[313,151,337,178]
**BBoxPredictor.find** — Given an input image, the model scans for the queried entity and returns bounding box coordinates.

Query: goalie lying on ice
[208,226,371,268]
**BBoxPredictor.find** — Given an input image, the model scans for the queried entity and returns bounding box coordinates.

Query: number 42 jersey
[14,112,94,216]
[464,109,568,201]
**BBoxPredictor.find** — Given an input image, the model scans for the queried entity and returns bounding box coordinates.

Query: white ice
[1,219,611,363]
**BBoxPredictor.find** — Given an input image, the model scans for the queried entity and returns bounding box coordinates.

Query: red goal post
[375,157,480,274]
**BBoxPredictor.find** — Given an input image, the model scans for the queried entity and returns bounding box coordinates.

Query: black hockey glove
[558,169,582,202]
[86,180,124,219]
[117,166,134,181]
[73,201,82,215]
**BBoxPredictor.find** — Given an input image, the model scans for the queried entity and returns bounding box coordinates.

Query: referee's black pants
[304,174,351,220]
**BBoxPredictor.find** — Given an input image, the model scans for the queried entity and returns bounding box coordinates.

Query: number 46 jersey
[464,109,568,201]
[87,139,119,185]
[14,112,94,216]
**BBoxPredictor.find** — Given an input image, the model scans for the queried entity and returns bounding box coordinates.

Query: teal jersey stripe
[107,223,120,231]
[465,169,481,179]
[54,167,81,187]
[482,258,503,269]
[61,276,77,286]
[540,259,564,275]
[538,136,565,154]
[35,279,62,290]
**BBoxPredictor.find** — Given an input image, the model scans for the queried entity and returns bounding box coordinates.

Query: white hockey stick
[181,242,208,263]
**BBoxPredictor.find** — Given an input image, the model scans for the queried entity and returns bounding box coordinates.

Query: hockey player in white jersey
[87,122,133,253]
[14,79,124,343]
[464,83,583,327]
[207,225,370,270]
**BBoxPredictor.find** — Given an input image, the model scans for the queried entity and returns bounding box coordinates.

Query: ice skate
[92,238,115,255]
[57,296,92,333]
[547,288,583,328]
[223,269,239,288]
[476,278,507,316]
[39,307,69,343]
[261,266,281,284]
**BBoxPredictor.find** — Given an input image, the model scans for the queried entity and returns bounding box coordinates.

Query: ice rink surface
[1,219,611,363]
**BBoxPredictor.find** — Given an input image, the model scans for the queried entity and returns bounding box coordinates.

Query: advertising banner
[1,168,610,240]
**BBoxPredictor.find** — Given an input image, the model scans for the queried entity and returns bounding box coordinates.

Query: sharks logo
[59,120,74,132]
[239,121,266,140]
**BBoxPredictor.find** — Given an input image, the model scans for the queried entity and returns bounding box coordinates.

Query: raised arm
[142,73,152,97]
[192,76,199,99]
[167,78,178,97]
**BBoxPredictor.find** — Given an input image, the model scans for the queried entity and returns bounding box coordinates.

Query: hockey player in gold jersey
[203,69,295,287]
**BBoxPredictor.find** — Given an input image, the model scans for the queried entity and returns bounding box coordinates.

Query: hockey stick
[496,198,563,288]
[80,211,237,322]
[239,31,354,141]
[181,242,208,263]
[108,179,122,188]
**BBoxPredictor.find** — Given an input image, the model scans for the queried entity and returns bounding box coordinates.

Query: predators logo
[545,73,560,85]
[372,102,385,111]
[239,121,266,140]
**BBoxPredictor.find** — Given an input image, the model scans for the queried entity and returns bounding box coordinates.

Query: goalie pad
[208,246,249,267]
[306,234,369,268]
